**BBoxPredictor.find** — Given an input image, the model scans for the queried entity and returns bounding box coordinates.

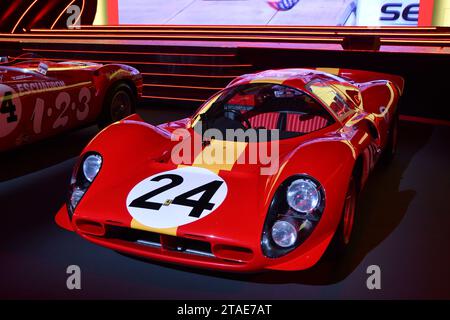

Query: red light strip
[30,28,450,38]
[11,0,38,34]
[142,95,205,102]
[7,32,450,46]
[400,115,450,127]
[382,39,450,45]
[73,0,85,27]
[107,0,119,25]
[418,0,435,26]
[2,33,342,43]
[50,0,76,30]
[22,47,236,57]
[80,25,437,31]
[142,72,236,79]
[9,56,251,68]
[143,84,223,90]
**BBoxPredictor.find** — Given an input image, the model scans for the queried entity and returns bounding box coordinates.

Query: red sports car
[0,54,142,152]
[56,68,403,272]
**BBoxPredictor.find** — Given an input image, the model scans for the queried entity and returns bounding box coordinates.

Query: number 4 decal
[0,91,18,123]
[172,180,224,218]
[129,174,224,218]
[0,85,22,138]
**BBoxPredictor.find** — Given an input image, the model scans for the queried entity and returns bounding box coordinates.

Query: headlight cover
[67,152,102,218]
[271,220,298,248]
[261,175,325,258]
[83,154,102,182]
[286,179,320,213]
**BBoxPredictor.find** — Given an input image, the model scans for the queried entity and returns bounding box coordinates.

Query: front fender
[92,64,143,98]
[55,115,175,231]
[83,115,172,157]
[264,138,357,270]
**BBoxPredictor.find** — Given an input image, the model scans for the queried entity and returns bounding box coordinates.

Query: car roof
[227,68,350,90]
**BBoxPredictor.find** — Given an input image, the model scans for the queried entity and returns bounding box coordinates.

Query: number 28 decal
[126,167,228,229]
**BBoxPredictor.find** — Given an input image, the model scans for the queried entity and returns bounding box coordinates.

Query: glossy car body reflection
[56,68,403,272]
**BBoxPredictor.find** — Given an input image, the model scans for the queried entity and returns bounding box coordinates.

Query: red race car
[56,68,403,272]
[0,54,142,151]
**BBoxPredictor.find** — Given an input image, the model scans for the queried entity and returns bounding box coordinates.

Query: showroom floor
[1,106,449,299]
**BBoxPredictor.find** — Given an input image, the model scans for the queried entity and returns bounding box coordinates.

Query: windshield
[306,80,354,119]
[193,83,334,141]
[0,53,44,65]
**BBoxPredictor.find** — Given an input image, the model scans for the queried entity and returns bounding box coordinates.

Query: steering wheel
[225,109,252,129]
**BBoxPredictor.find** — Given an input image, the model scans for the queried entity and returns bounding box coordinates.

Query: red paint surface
[56,68,403,271]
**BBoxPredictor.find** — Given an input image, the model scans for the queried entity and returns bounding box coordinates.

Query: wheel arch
[109,78,138,99]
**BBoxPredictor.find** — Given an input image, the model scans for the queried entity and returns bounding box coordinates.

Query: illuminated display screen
[118,0,421,26]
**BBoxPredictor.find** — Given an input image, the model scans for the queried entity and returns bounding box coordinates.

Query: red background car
[0,53,142,152]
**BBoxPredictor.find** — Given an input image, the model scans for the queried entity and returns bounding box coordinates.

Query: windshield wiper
[199,113,211,146]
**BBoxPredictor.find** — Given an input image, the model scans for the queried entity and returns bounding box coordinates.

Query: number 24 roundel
[126,167,228,229]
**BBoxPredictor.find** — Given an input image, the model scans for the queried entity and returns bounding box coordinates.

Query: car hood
[76,147,280,249]
[74,119,339,250]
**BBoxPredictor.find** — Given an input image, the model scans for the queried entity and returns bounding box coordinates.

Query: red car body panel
[0,56,143,151]
[56,68,402,272]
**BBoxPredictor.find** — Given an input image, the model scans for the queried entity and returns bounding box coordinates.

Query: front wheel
[98,82,136,128]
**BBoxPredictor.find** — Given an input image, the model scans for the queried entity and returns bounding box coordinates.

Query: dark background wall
[0,0,97,33]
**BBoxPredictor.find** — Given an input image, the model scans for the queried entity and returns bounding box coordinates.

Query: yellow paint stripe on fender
[131,218,177,236]
[250,78,286,84]
[374,82,395,118]
[316,68,340,76]
[15,81,92,99]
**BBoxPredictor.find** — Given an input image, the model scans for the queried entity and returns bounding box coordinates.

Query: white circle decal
[0,84,22,138]
[126,167,228,229]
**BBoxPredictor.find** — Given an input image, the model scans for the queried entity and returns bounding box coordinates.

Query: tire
[328,176,358,256]
[380,112,399,165]
[98,82,136,128]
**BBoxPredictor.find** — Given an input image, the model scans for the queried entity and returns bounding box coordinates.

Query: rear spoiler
[316,68,405,95]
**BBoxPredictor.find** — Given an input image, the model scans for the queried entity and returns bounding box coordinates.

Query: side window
[307,81,350,118]
[332,83,362,108]
[330,89,349,117]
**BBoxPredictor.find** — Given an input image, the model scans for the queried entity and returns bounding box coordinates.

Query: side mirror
[0,56,9,63]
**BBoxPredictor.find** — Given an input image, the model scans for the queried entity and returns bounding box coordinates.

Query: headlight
[83,154,102,182]
[271,220,298,248]
[67,152,102,218]
[261,175,325,258]
[70,186,85,210]
[286,179,320,213]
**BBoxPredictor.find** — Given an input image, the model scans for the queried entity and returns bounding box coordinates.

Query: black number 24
[129,174,224,218]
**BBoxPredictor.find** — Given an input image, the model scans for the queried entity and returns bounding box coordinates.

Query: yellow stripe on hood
[183,139,247,174]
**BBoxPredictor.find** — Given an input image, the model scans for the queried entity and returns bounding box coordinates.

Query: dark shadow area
[115,121,434,286]
[0,126,98,182]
